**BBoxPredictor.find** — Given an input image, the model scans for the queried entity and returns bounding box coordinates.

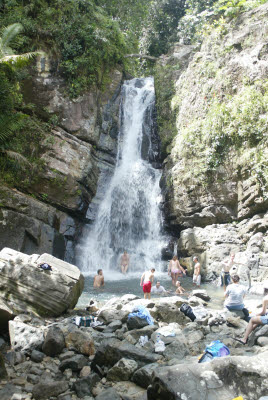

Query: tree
[0,22,40,65]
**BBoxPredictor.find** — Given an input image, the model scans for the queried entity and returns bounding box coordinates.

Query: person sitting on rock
[234,284,268,345]
[224,274,249,321]
[140,268,155,299]
[175,280,187,295]
[93,269,104,288]
[151,281,167,295]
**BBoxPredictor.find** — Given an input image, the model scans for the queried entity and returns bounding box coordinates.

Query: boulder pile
[0,291,267,400]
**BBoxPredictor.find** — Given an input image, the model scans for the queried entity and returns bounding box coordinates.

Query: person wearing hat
[234,283,268,344]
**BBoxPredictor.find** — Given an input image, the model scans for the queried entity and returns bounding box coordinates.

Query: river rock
[59,354,88,372]
[104,320,123,333]
[192,289,211,301]
[91,338,162,370]
[42,326,65,356]
[0,351,7,378]
[30,350,45,363]
[73,373,100,398]
[95,387,121,400]
[9,321,44,354]
[150,302,187,324]
[127,316,149,330]
[65,330,95,356]
[32,380,69,400]
[132,363,159,389]
[147,351,268,400]
[107,358,138,381]
[0,248,84,317]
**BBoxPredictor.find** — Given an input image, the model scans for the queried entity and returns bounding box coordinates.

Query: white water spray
[77,78,166,277]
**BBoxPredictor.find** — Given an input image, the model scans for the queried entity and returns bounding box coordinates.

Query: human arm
[178,261,186,275]
[168,261,171,275]
[140,272,145,286]
[101,276,104,286]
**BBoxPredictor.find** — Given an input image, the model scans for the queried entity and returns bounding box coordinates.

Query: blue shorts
[260,315,268,325]
[221,272,231,287]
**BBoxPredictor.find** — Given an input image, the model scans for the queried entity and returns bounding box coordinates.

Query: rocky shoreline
[1,282,268,400]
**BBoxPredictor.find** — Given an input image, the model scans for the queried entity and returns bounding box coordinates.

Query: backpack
[180,303,196,322]
[39,263,52,271]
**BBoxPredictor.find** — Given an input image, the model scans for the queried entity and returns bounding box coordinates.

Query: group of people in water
[92,251,268,345]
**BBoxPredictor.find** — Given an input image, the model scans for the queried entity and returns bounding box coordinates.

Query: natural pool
[77,272,225,309]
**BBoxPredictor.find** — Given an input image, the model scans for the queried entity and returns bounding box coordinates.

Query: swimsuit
[171,269,179,274]
[143,281,152,293]
[193,274,201,286]
[221,271,231,286]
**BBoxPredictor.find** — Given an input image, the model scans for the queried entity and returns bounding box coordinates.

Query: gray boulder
[32,381,69,400]
[42,326,65,356]
[132,363,159,389]
[0,248,84,317]
[95,388,121,400]
[107,358,138,381]
[127,316,149,330]
[91,338,162,370]
[31,350,45,363]
[73,373,100,398]
[59,354,88,372]
[147,351,268,400]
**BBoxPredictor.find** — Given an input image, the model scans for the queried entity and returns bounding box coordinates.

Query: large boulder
[91,338,162,370]
[65,330,95,356]
[0,248,84,317]
[9,320,45,354]
[107,358,139,381]
[32,381,69,400]
[42,326,65,356]
[147,351,268,400]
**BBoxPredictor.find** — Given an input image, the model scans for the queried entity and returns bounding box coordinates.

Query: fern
[0,114,25,145]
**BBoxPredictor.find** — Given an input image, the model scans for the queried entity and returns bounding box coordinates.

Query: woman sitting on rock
[224,274,249,321]
[234,284,268,345]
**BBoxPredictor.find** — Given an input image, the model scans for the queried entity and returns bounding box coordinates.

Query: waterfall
[77,77,166,277]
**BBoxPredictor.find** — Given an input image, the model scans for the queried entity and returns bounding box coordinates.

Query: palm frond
[0,113,26,144]
[1,23,24,51]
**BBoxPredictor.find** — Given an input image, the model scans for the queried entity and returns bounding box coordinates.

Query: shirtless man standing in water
[120,251,130,274]
[93,269,104,288]
[140,268,155,299]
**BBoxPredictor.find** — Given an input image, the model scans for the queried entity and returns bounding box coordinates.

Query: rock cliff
[155,3,268,281]
[0,55,123,261]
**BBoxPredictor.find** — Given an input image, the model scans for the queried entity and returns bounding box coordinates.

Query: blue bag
[205,340,230,357]
[128,305,154,325]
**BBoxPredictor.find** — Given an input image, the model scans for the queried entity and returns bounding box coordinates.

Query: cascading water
[77,77,167,277]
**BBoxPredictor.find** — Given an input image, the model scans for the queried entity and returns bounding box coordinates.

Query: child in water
[176,280,187,295]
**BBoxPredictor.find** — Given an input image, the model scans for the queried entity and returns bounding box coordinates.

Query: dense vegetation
[0,0,267,194]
